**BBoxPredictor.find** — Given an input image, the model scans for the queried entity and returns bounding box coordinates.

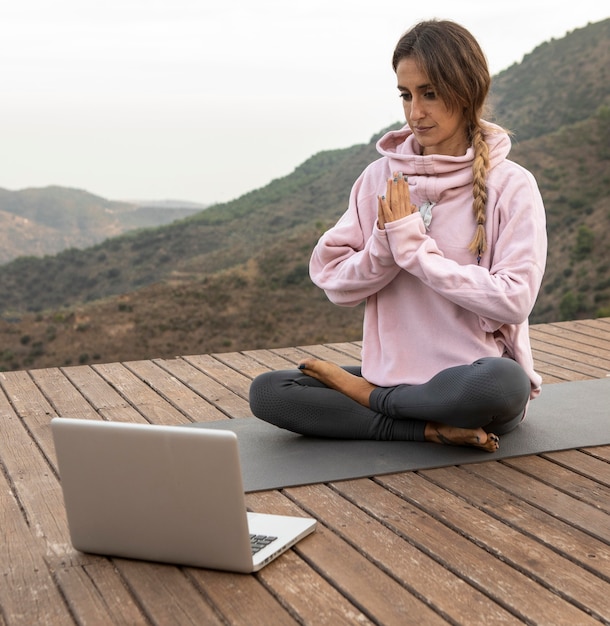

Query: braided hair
[392,20,494,262]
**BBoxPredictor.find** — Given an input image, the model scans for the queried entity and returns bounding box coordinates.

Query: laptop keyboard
[250,534,278,554]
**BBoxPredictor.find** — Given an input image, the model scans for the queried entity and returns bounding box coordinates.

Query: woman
[249,20,547,451]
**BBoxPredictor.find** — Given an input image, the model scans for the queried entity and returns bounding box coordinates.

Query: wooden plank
[343,475,601,625]
[0,374,83,553]
[3,361,211,625]
[529,331,610,372]
[465,462,610,543]
[0,445,73,625]
[20,363,282,625]
[536,323,610,352]
[0,378,127,625]
[248,489,447,625]
[268,346,312,366]
[297,344,361,366]
[501,455,610,512]
[92,362,191,425]
[210,351,274,381]
[60,365,145,423]
[534,368,567,384]
[419,464,610,580]
[113,560,225,625]
[323,341,362,361]
[530,318,608,381]
[49,559,148,625]
[29,367,99,421]
[255,549,374,626]
[530,339,608,380]
[182,353,253,399]
[290,523,445,625]
[270,345,322,364]
[555,319,610,342]
[0,370,58,443]
[0,316,607,625]
[125,359,228,423]
[531,326,610,356]
[240,348,296,371]
[153,357,251,419]
[533,362,588,383]
[245,490,391,625]
[586,446,610,462]
[272,484,521,625]
[529,340,610,374]
[188,569,298,626]
[541,449,610,486]
[375,471,610,624]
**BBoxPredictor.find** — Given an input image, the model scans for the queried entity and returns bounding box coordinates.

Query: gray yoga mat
[188,377,610,492]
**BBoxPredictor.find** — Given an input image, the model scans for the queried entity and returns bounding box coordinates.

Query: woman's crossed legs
[249,357,531,452]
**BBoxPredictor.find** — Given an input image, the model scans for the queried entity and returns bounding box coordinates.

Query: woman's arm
[384,167,547,326]
[309,173,402,306]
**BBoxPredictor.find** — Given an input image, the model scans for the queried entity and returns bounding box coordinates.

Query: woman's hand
[377,172,418,230]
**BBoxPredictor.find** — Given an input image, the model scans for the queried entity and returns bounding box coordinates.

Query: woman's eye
[399,92,412,101]
[424,91,437,99]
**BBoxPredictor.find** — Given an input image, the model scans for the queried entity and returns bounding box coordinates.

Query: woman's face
[395,57,469,157]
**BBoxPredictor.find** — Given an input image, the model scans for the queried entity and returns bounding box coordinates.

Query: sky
[1,1,608,205]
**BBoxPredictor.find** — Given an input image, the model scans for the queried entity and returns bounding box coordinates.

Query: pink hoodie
[309,123,547,397]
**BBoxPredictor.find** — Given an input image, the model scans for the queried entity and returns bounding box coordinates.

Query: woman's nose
[408,97,425,120]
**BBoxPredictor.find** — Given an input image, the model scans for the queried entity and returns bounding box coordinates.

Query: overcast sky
[1,1,608,205]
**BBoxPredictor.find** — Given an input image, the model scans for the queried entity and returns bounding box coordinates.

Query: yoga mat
[187,377,610,492]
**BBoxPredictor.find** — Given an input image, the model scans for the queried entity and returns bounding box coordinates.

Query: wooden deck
[1,318,609,625]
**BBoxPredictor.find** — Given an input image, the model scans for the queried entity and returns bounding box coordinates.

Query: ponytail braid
[468,124,489,263]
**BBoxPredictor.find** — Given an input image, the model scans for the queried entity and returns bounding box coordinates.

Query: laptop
[51,417,316,573]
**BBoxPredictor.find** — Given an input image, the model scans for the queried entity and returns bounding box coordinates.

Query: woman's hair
[392,20,492,260]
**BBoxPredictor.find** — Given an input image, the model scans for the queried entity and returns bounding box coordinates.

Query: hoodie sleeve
[384,164,547,328]
[309,169,402,306]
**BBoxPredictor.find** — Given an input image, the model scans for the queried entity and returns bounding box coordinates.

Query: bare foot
[425,422,500,452]
[298,358,376,408]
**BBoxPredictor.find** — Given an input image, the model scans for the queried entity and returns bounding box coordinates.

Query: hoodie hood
[376,121,512,204]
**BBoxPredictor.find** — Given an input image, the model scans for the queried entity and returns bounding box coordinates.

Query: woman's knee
[472,358,530,432]
[249,368,318,427]
[475,358,530,411]
[487,408,526,435]
[249,370,284,419]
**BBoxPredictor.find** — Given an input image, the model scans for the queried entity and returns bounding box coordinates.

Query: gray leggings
[249,357,531,441]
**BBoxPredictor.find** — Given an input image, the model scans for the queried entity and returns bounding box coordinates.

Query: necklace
[419,202,435,229]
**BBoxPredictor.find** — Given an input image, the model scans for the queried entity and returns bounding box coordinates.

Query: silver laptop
[51,418,316,573]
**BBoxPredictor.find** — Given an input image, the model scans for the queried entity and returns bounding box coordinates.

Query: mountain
[0,19,608,372]
[0,186,206,264]
[0,143,380,314]
[489,18,610,140]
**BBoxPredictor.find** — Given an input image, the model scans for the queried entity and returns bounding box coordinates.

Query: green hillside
[489,18,610,140]
[0,141,381,314]
[0,186,204,264]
